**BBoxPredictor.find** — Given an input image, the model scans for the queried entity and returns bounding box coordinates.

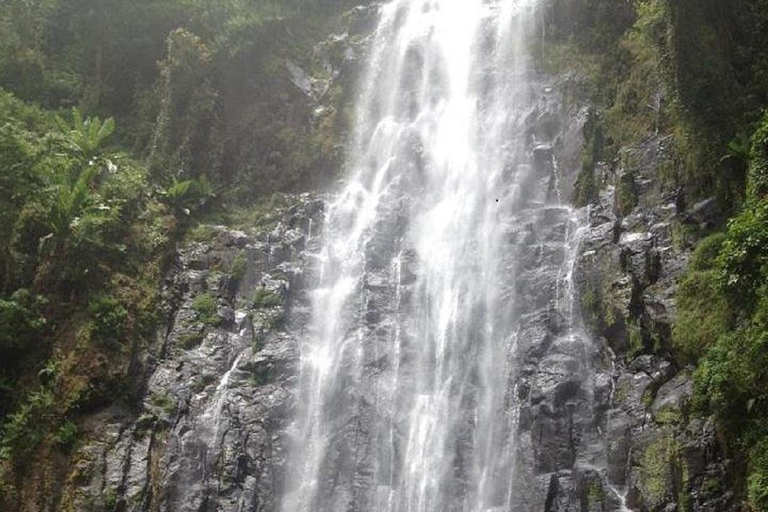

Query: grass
[253,287,281,308]
[178,331,205,349]
[149,391,175,415]
[192,292,221,326]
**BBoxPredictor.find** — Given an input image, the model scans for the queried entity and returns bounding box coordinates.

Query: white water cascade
[280,0,599,510]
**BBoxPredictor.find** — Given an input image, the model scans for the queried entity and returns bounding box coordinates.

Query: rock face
[56,194,324,511]
[21,25,736,512]
[573,135,736,511]
[52,83,737,512]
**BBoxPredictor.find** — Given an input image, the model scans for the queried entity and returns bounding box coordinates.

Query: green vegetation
[0,0,362,204]
[546,2,768,506]
[190,374,217,393]
[0,92,176,443]
[571,109,603,207]
[192,292,221,326]
[0,3,322,483]
[253,287,282,308]
[88,296,129,346]
[547,0,768,211]
[228,254,248,283]
[638,432,679,506]
[674,114,768,510]
[672,234,732,362]
[0,388,56,468]
[178,331,206,350]
[149,391,176,415]
[1,0,768,509]
[0,76,179,501]
[615,171,639,217]
[586,479,605,508]
[53,420,78,449]
[250,365,273,387]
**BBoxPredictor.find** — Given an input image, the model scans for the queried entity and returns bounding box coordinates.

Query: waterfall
[280,1,595,510]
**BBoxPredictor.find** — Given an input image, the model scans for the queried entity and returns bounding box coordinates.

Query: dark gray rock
[574,134,737,512]
[57,194,325,512]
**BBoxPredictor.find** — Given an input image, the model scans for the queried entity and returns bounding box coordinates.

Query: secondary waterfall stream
[280,0,600,510]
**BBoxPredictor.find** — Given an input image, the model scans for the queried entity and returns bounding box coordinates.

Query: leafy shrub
[178,331,205,349]
[687,233,727,271]
[192,292,220,326]
[718,196,768,311]
[54,420,78,449]
[678,120,768,508]
[673,235,732,362]
[253,287,281,308]
[228,254,248,282]
[750,115,768,200]
[0,289,45,352]
[0,388,55,467]
[162,175,214,215]
[749,438,768,510]
[186,223,217,243]
[572,109,605,207]
[150,28,220,182]
[88,296,128,345]
[149,391,176,415]
[55,108,115,161]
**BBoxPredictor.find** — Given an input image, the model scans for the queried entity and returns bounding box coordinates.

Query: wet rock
[574,133,737,511]
[56,194,324,512]
[651,371,692,425]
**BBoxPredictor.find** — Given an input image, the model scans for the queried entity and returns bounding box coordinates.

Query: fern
[55,108,115,161]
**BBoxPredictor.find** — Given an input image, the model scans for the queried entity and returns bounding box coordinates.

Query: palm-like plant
[55,108,115,162]
[46,109,117,241]
[162,174,214,214]
[48,165,101,238]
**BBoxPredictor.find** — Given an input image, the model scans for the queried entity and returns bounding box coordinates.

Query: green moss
[628,322,645,356]
[679,462,692,512]
[149,391,175,415]
[587,480,606,509]
[186,224,217,243]
[205,194,291,232]
[178,331,205,349]
[104,488,118,511]
[616,172,639,217]
[228,254,248,282]
[53,420,78,449]
[88,296,129,346]
[614,380,631,405]
[654,406,682,425]
[535,41,600,79]
[572,167,600,207]
[673,269,731,363]
[572,109,605,207]
[639,433,678,504]
[581,286,600,329]
[250,366,273,387]
[642,389,655,409]
[253,287,282,308]
[703,476,721,495]
[192,292,220,326]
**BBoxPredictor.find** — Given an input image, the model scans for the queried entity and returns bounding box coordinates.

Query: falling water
[279,0,590,510]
